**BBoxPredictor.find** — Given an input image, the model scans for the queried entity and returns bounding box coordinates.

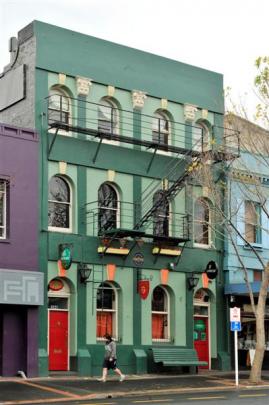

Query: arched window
[153,190,169,237]
[96,282,118,340]
[98,183,119,233]
[152,286,170,341]
[152,111,170,150]
[193,121,211,152]
[194,198,211,246]
[48,87,71,128]
[98,98,119,135]
[48,176,71,231]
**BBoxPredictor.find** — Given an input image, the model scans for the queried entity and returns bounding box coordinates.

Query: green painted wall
[33,20,224,114]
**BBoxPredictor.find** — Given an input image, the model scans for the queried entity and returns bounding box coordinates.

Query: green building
[0,20,233,376]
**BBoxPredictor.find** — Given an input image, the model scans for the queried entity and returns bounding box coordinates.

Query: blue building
[224,114,269,368]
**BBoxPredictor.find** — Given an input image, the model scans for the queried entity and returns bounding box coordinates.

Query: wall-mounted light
[187,273,199,290]
[168,262,175,271]
[78,263,92,283]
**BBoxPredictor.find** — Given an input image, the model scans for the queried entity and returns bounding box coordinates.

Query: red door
[49,311,68,371]
[194,316,209,369]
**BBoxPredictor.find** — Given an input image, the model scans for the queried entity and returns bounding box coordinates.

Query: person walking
[98,333,126,382]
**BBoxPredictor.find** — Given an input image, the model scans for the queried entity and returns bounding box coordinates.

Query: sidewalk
[1,371,269,404]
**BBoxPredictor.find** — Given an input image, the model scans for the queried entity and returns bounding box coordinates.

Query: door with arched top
[48,278,70,371]
[193,289,210,369]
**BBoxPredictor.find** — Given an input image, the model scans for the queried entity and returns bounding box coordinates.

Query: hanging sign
[133,252,144,267]
[137,279,150,299]
[205,261,218,280]
[59,244,73,270]
[49,278,64,291]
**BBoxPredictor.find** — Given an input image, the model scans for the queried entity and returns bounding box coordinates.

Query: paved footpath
[1,371,269,405]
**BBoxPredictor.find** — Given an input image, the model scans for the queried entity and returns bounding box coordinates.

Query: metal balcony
[46,96,240,162]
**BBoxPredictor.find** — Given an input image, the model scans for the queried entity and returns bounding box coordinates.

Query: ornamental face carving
[184,104,198,122]
[132,90,147,109]
[76,76,92,96]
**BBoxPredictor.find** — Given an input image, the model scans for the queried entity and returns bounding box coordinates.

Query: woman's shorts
[103,358,117,370]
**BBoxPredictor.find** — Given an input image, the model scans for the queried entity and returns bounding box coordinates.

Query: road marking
[18,380,80,398]
[133,400,172,403]
[239,393,267,397]
[187,395,226,400]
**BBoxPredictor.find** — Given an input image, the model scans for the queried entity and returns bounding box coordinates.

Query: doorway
[193,289,210,369]
[48,279,70,371]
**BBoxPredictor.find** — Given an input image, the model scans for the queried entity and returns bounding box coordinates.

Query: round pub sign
[59,244,72,270]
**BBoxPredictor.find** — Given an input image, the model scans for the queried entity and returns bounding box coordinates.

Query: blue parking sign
[230,321,241,331]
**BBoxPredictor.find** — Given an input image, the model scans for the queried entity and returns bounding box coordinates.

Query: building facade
[224,114,269,369]
[0,122,42,377]
[0,21,234,376]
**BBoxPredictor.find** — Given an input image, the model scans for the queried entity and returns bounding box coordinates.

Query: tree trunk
[249,263,269,383]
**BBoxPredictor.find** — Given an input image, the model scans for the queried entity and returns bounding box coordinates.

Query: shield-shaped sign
[138,280,150,300]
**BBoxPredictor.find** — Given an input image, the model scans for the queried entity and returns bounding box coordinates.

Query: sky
[0,0,268,122]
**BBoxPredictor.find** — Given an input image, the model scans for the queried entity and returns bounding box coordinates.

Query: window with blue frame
[245,201,261,244]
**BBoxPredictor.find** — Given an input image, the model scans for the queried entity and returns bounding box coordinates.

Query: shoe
[97,378,106,382]
[119,374,126,382]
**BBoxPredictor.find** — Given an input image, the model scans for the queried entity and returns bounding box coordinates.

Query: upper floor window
[194,198,211,246]
[48,176,71,231]
[153,190,169,237]
[98,98,119,135]
[96,282,118,340]
[193,121,211,152]
[152,111,170,150]
[0,180,7,239]
[152,286,170,341]
[98,183,119,233]
[245,201,261,244]
[48,87,71,129]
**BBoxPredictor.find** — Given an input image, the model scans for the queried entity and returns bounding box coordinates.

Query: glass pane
[152,287,165,311]
[152,314,167,339]
[96,312,113,338]
[48,297,68,309]
[48,109,69,124]
[49,177,70,202]
[153,191,169,236]
[194,200,209,244]
[49,91,69,111]
[0,181,5,192]
[48,202,69,228]
[0,194,3,226]
[97,285,115,309]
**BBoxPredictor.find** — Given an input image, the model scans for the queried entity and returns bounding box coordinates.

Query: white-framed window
[48,176,71,232]
[48,87,72,134]
[153,190,170,237]
[96,282,118,340]
[193,121,211,152]
[98,98,119,144]
[0,180,7,239]
[245,201,262,244]
[152,285,170,342]
[194,198,211,247]
[152,111,170,151]
[98,183,119,233]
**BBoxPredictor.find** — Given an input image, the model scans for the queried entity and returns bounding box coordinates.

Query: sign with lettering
[132,252,144,267]
[0,269,44,305]
[230,307,241,322]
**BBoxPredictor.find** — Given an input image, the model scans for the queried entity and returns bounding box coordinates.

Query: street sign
[230,321,241,331]
[230,306,241,322]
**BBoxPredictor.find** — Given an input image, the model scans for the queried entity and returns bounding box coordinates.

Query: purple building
[0,123,43,377]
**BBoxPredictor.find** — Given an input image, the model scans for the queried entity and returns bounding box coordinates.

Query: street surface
[1,372,269,405]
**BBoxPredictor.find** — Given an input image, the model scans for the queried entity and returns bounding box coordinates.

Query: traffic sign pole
[230,307,241,387]
[234,330,239,387]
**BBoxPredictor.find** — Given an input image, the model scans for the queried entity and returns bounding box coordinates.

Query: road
[4,387,269,405]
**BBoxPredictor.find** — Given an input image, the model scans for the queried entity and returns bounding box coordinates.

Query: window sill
[48,227,72,233]
[193,243,211,249]
[243,243,263,251]
[0,238,10,244]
